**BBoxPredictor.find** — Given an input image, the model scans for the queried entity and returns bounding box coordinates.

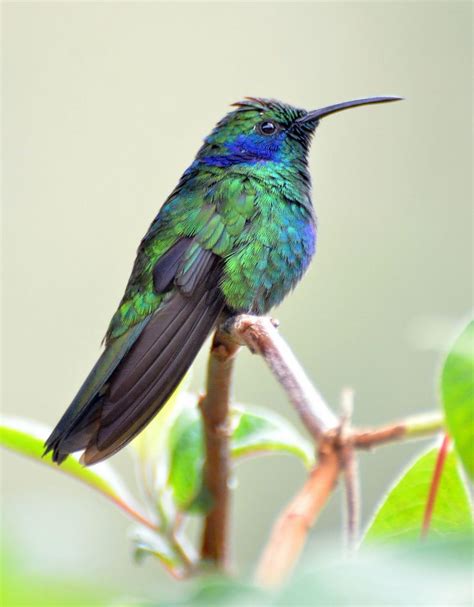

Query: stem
[199,330,239,568]
[352,411,445,449]
[255,439,340,587]
[340,389,360,550]
[342,448,359,551]
[113,498,158,532]
[421,434,451,538]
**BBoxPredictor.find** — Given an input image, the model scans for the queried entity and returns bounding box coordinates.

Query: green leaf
[0,416,145,523]
[167,400,314,513]
[441,319,474,479]
[364,446,473,544]
[231,405,314,466]
[167,402,205,513]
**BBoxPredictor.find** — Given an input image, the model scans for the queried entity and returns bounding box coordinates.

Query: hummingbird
[45,95,401,465]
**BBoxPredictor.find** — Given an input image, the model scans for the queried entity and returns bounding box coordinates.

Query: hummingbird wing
[44,238,225,465]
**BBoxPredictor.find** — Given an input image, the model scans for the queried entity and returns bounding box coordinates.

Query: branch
[341,447,359,550]
[255,438,340,587]
[199,330,239,568]
[351,411,445,449]
[230,315,339,438]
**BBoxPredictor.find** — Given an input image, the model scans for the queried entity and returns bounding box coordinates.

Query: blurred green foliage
[3,538,471,606]
[1,549,109,607]
[119,538,473,606]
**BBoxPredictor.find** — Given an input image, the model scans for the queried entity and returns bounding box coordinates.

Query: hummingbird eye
[257,120,278,136]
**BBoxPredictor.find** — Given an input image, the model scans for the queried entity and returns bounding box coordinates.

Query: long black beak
[296,96,403,123]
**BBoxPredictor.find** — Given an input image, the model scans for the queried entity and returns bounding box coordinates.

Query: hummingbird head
[196,96,402,168]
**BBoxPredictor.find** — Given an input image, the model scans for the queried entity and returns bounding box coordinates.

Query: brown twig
[255,438,340,587]
[231,315,339,438]
[351,424,406,448]
[342,448,359,550]
[351,411,445,449]
[199,330,240,568]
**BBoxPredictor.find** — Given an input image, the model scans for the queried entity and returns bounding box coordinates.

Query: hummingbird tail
[44,318,150,464]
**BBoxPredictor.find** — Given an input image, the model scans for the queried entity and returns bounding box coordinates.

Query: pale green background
[2,1,472,604]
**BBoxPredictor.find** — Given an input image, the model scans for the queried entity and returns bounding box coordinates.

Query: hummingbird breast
[220,189,316,315]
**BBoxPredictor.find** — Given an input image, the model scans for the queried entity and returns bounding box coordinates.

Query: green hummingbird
[45,95,401,465]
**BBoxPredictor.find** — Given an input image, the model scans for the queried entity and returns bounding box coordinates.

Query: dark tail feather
[82,287,224,464]
[44,318,150,464]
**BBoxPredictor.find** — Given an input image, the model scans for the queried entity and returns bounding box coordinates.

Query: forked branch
[199,314,445,582]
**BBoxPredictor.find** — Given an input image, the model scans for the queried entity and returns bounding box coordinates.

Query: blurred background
[2,1,472,604]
